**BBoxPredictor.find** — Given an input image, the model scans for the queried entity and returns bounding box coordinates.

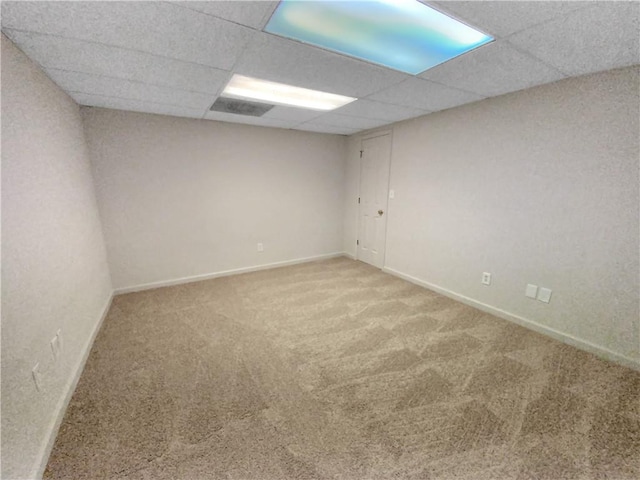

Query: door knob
[378,209,384,216]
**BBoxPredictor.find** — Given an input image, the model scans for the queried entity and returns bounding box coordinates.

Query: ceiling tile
[261,106,325,123]
[47,69,214,110]
[368,77,484,112]
[332,99,430,122]
[234,32,410,98]
[421,40,566,97]
[203,111,297,129]
[507,2,640,77]
[1,1,254,69]
[76,96,205,120]
[3,30,229,95]
[169,1,278,30]
[307,113,389,131]
[432,1,591,37]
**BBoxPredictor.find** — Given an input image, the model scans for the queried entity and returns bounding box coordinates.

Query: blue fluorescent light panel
[265,0,493,75]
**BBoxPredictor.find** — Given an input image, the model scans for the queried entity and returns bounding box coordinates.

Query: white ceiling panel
[306,113,389,131]
[2,29,230,95]
[368,77,484,112]
[203,110,297,129]
[421,40,566,97]
[333,99,430,122]
[261,106,325,123]
[170,1,279,30]
[0,1,254,70]
[75,95,206,120]
[47,69,214,110]
[508,2,640,77]
[234,32,410,98]
[432,1,591,38]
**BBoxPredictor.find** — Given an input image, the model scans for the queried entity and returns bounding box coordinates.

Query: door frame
[356,129,393,268]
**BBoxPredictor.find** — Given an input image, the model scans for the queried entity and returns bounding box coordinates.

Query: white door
[358,133,391,268]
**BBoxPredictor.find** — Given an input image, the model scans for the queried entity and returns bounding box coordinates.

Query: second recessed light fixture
[221,74,357,111]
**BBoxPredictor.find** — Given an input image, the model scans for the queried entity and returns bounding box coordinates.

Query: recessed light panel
[222,74,356,111]
[264,0,494,75]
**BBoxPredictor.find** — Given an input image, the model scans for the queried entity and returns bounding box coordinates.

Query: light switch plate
[525,284,538,299]
[538,287,552,303]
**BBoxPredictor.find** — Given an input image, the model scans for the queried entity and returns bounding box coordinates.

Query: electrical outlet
[257,243,264,252]
[32,363,42,392]
[525,284,538,299]
[538,287,552,303]
[481,272,491,285]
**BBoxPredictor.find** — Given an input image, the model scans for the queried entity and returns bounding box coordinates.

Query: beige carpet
[45,257,639,479]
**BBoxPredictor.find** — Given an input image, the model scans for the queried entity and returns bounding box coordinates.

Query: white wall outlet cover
[482,272,491,285]
[525,284,538,299]
[389,189,395,199]
[257,243,264,252]
[538,287,552,303]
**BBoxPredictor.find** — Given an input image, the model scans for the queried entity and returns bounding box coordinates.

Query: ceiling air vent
[210,97,274,117]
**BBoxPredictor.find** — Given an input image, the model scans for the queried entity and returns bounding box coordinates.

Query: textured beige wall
[344,66,639,364]
[1,35,113,479]
[82,108,347,290]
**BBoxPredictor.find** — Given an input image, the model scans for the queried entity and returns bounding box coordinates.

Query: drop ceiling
[2,1,638,135]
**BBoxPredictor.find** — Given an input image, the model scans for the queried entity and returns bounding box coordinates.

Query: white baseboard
[383,266,640,372]
[342,252,356,260]
[35,293,114,479]
[114,252,348,294]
